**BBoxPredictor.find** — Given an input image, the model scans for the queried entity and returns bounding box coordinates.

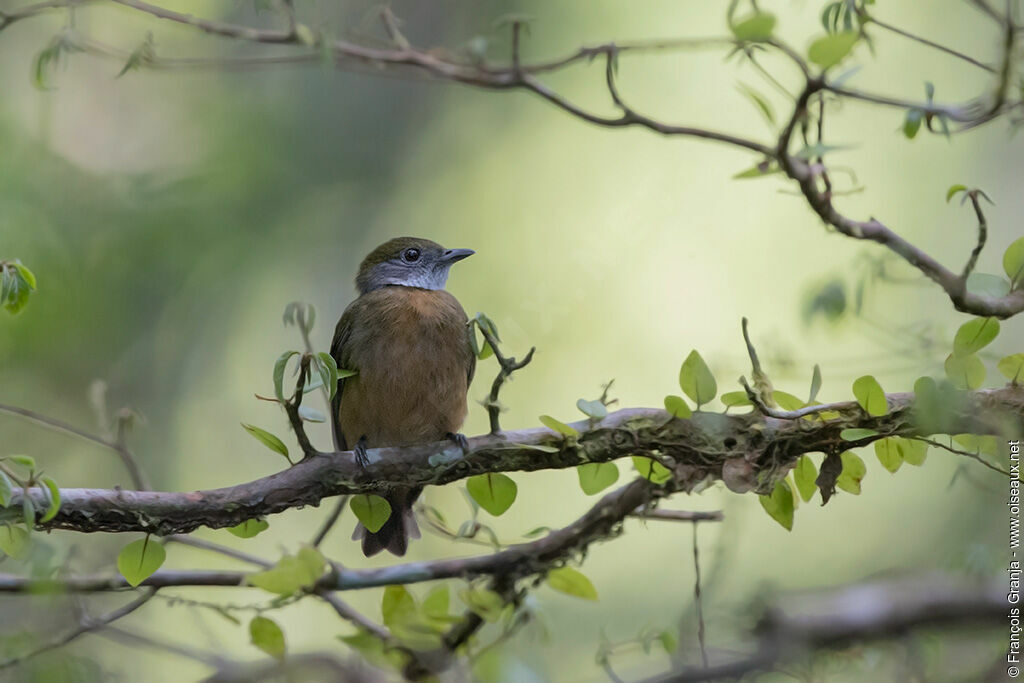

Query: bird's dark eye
[402,248,421,263]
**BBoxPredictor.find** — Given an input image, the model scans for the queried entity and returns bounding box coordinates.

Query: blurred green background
[1,0,1021,680]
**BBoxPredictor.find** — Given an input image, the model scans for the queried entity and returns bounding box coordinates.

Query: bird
[330,237,476,557]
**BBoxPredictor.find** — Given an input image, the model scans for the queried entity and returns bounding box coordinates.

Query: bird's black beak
[442,248,475,264]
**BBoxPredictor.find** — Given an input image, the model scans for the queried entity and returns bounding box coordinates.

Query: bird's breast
[339,288,471,448]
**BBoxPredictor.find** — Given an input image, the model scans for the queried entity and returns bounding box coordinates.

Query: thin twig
[692,524,708,670]
[865,16,994,72]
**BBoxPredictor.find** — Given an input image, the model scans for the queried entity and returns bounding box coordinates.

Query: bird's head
[355,237,474,294]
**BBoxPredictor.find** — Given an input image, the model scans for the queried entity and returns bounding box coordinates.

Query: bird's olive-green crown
[356,237,474,294]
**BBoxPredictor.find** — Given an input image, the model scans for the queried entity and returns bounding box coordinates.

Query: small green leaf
[577,462,619,495]
[227,518,269,538]
[835,451,866,494]
[241,423,290,461]
[467,474,517,516]
[249,616,286,660]
[0,472,12,507]
[0,525,30,559]
[808,364,822,403]
[294,23,317,46]
[679,350,717,407]
[808,32,859,69]
[773,391,805,411]
[317,352,339,401]
[966,273,1011,298]
[946,184,968,203]
[273,351,299,402]
[632,456,673,485]
[350,494,392,533]
[546,566,598,600]
[422,585,450,620]
[840,427,879,441]
[658,630,678,655]
[459,586,505,621]
[944,352,985,389]
[852,375,887,416]
[1004,237,1024,288]
[759,480,795,530]
[247,546,326,595]
[730,12,776,42]
[382,585,417,629]
[737,84,775,124]
[719,391,752,408]
[39,476,60,523]
[7,455,35,470]
[298,405,326,423]
[10,262,36,290]
[953,317,1000,357]
[997,353,1024,382]
[874,437,903,473]
[576,398,608,420]
[664,395,694,417]
[539,415,579,437]
[793,456,818,502]
[903,109,923,139]
[897,438,928,466]
[117,537,166,587]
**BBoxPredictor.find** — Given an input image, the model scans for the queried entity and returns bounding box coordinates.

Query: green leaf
[840,427,879,441]
[467,474,517,516]
[576,399,607,420]
[946,184,968,203]
[632,456,673,485]
[316,352,339,401]
[350,494,392,533]
[0,472,12,507]
[249,616,286,660]
[953,317,1000,357]
[808,364,823,403]
[10,262,36,290]
[539,415,579,437]
[241,423,290,461]
[835,451,866,494]
[903,109,923,139]
[459,586,505,621]
[737,84,775,124]
[1004,237,1024,288]
[944,352,985,389]
[874,437,903,473]
[998,353,1024,382]
[7,455,36,470]
[664,395,694,417]
[774,391,805,411]
[793,456,818,502]
[966,273,1011,298]
[546,566,598,600]
[117,537,166,587]
[731,12,776,41]
[759,480,795,530]
[38,476,60,523]
[808,32,859,69]
[679,350,717,407]
[247,546,325,595]
[732,161,781,179]
[897,438,928,466]
[852,375,887,416]
[658,630,678,655]
[0,525,30,559]
[720,391,752,407]
[422,585,450,620]
[577,462,619,495]
[227,518,269,539]
[382,585,418,629]
[298,405,326,423]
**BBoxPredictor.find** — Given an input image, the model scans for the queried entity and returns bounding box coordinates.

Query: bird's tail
[352,487,422,557]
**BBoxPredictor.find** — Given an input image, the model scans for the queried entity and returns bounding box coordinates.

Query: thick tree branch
[3,387,1020,535]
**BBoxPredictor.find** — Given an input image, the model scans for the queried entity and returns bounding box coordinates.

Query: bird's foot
[353,436,370,469]
[446,432,470,454]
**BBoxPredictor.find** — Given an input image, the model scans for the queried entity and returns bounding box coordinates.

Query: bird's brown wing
[329,300,360,452]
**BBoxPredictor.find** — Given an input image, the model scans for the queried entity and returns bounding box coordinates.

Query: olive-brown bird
[330,237,475,557]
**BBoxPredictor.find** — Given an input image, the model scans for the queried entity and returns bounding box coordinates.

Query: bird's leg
[446,432,470,454]
[353,435,370,469]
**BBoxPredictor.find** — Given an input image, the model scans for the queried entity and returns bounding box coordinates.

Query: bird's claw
[446,432,470,453]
